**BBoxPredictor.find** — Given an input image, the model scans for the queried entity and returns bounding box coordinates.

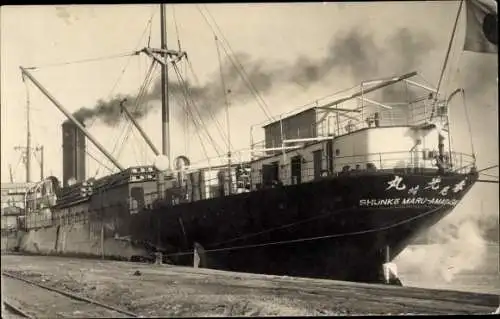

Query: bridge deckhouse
[249,72,457,190]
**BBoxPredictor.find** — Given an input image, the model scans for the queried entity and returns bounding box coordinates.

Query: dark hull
[128,171,477,283]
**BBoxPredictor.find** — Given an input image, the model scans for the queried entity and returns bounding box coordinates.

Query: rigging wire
[171,62,219,158]
[460,89,476,161]
[170,84,210,161]
[108,16,156,148]
[202,5,274,122]
[32,150,41,167]
[414,73,437,90]
[429,0,463,122]
[20,75,35,181]
[172,62,218,152]
[175,66,224,157]
[435,0,464,98]
[184,56,190,155]
[201,8,274,122]
[111,60,157,161]
[91,11,157,176]
[209,206,350,248]
[441,46,460,100]
[438,57,461,162]
[115,62,159,162]
[86,148,114,174]
[171,4,190,156]
[107,11,156,102]
[13,154,24,181]
[203,6,274,122]
[23,83,42,159]
[279,83,361,123]
[22,75,31,135]
[477,164,499,174]
[116,65,156,162]
[24,52,140,70]
[163,203,449,258]
[129,129,142,166]
[147,17,153,48]
[185,58,234,152]
[93,61,155,178]
[172,5,182,51]
[197,5,274,122]
[480,172,499,179]
[476,180,499,184]
[215,35,232,165]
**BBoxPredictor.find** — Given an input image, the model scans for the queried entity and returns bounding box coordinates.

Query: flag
[463,0,498,53]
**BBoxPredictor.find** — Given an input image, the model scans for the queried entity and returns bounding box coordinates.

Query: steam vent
[62,120,86,187]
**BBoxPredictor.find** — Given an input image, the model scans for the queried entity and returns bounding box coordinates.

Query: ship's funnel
[62,121,86,187]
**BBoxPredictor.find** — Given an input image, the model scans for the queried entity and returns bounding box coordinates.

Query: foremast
[140,4,187,171]
[160,4,170,166]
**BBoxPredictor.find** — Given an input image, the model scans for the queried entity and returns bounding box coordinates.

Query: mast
[139,5,185,169]
[15,78,33,183]
[38,145,44,180]
[160,4,171,168]
[435,0,464,98]
[26,82,32,183]
[9,165,14,183]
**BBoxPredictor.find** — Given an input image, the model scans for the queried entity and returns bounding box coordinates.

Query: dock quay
[1,254,498,317]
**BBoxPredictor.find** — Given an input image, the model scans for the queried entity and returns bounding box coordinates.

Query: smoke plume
[394,52,498,286]
[461,53,498,104]
[290,28,381,87]
[396,204,498,285]
[71,26,437,126]
[71,94,154,126]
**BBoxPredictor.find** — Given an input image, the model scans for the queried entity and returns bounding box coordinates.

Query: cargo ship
[9,3,493,285]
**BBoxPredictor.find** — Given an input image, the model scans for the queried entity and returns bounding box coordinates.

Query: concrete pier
[1,254,498,316]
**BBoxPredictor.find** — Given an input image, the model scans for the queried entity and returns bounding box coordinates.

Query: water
[396,244,500,295]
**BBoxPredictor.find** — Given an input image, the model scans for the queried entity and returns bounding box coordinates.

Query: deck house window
[313,150,323,180]
[262,161,279,186]
[291,156,302,185]
[326,140,333,174]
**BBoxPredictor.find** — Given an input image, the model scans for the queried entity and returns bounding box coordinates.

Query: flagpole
[435,0,464,97]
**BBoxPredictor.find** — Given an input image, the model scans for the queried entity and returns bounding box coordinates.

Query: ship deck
[1,254,498,316]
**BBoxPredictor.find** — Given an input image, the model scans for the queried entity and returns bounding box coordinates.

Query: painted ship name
[359,197,459,207]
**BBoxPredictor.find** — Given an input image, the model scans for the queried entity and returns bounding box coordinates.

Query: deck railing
[15,150,475,230]
[136,150,475,206]
[317,98,444,137]
[251,97,449,155]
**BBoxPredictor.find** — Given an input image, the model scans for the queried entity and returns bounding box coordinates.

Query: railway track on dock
[2,271,139,318]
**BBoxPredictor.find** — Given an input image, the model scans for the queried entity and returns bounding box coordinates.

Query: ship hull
[129,171,477,283]
[179,206,456,283]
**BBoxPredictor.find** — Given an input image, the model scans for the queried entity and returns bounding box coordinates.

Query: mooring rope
[162,203,448,258]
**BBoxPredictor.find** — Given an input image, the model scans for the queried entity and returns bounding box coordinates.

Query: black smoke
[380,28,435,101]
[289,28,380,87]
[461,54,498,103]
[71,94,153,126]
[71,26,437,126]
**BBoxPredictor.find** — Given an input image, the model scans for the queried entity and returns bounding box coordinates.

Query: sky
[1,3,497,214]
